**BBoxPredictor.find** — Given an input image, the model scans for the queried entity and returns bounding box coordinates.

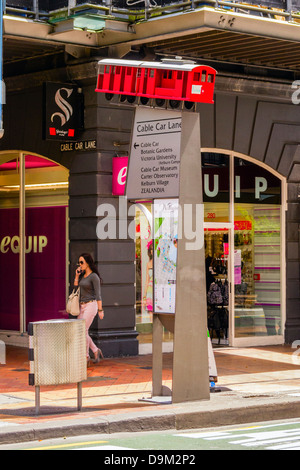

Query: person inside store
[205,255,216,292]
[74,253,104,365]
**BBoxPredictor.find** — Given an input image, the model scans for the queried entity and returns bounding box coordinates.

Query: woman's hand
[74,267,82,287]
[98,309,104,320]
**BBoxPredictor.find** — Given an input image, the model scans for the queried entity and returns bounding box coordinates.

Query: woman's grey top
[78,272,102,303]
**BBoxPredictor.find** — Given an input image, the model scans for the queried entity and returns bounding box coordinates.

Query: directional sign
[126,107,182,199]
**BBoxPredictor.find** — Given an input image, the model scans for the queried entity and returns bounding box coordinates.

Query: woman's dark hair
[79,253,103,284]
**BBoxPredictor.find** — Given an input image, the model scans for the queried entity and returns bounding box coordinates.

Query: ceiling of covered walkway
[3,5,300,74]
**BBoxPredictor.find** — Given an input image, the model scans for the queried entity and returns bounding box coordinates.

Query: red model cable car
[96,58,216,104]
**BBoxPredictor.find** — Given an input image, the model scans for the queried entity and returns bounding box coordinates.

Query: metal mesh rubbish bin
[28,319,87,415]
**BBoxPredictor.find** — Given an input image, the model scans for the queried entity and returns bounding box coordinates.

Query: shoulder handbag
[66,288,80,316]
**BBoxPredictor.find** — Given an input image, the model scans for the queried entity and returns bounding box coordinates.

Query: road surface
[2,418,300,452]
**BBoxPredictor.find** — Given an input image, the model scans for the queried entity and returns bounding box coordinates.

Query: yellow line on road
[25,440,108,450]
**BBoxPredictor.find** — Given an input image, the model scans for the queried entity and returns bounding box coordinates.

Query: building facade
[0,0,300,353]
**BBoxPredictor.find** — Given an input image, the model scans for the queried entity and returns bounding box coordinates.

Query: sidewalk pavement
[1,343,300,444]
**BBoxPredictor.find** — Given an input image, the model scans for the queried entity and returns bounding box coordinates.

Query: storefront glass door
[205,228,230,345]
[0,157,20,330]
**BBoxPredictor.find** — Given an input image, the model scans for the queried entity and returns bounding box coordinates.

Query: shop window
[133,152,284,346]
[202,152,283,344]
[0,153,68,333]
[233,157,282,338]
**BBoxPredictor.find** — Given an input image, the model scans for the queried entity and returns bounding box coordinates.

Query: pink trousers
[78,301,98,358]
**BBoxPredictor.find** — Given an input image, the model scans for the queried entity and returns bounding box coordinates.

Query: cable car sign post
[96,58,217,403]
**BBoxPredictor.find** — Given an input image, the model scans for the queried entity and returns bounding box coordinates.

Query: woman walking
[74,253,104,364]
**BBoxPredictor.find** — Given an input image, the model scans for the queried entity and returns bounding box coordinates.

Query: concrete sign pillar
[172,112,210,403]
[127,107,210,403]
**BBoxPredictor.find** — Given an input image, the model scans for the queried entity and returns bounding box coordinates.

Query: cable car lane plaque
[126,107,182,199]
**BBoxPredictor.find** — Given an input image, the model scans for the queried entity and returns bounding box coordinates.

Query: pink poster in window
[112,156,128,195]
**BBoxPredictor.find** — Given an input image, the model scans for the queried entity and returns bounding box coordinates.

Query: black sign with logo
[43,82,84,141]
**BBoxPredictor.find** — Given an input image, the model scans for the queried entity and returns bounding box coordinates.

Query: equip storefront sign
[203,164,281,204]
[126,107,182,199]
[43,82,84,141]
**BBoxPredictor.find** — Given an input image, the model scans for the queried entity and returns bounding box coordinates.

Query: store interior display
[205,231,229,345]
